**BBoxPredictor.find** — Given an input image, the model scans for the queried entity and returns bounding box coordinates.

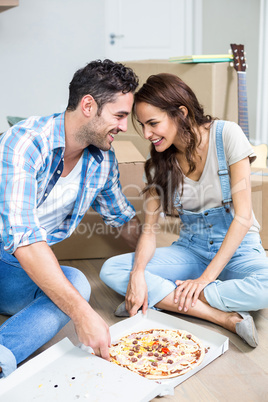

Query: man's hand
[14,242,111,360]
[174,278,210,312]
[125,270,148,316]
[74,303,111,360]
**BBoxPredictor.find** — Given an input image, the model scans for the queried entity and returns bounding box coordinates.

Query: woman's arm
[175,157,254,311]
[125,191,161,316]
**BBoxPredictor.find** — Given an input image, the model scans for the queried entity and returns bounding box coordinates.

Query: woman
[100,73,268,347]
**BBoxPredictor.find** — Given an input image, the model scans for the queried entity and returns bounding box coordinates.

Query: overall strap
[215,120,232,210]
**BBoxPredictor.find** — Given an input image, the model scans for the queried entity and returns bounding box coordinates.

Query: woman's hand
[174,278,210,312]
[125,271,148,317]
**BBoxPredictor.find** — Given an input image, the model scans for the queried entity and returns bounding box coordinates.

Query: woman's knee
[61,266,91,302]
[99,257,115,283]
[99,255,126,285]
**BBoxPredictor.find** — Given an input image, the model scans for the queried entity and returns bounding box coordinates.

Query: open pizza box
[0,309,228,402]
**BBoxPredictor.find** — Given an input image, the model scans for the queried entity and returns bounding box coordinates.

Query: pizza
[109,328,205,379]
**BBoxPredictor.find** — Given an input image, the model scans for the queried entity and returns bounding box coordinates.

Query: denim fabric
[100,206,268,312]
[0,344,17,379]
[0,241,91,378]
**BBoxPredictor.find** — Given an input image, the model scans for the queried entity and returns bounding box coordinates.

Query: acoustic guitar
[230,43,267,168]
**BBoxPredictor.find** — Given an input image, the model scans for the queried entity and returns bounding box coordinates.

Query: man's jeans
[0,241,91,378]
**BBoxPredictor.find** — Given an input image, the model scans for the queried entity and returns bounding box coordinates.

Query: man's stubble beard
[76,117,110,152]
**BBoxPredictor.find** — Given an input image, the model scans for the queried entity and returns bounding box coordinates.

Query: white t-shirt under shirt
[37,155,83,234]
[178,120,259,233]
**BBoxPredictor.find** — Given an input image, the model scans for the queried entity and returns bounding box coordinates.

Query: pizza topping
[162,347,170,354]
[109,328,205,380]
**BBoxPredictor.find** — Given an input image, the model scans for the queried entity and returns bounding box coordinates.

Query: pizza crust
[109,328,205,380]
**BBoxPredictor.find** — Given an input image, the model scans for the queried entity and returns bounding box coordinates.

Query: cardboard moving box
[251,168,268,250]
[51,141,146,260]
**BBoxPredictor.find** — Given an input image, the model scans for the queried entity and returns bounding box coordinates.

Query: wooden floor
[3,257,265,402]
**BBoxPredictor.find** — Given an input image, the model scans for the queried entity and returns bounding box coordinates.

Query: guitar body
[231,43,267,168]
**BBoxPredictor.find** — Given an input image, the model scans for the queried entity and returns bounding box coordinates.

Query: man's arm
[14,241,111,359]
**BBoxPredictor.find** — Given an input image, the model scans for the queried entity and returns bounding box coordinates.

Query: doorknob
[110,33,125,45]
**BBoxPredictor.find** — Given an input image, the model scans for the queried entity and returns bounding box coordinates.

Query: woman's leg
[155,290,241,333]
[100,240,206,308]
[154,241,268,347]
[155,286,259,347]
[101,238,265,346]
[101,244,245,339]
[0,258,91,377]
[204,252,268,313]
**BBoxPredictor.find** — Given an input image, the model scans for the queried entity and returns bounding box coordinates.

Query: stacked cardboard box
[51,141,146,260]
[251,168,268,249]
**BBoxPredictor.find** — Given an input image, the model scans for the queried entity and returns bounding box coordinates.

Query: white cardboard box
[0,310,228,402]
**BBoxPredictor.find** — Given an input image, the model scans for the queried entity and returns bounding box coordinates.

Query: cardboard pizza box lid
[0,310,228,401]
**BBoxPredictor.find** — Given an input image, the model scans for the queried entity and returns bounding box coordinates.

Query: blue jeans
[0,241,91,378]
[100,206,268,314]
[100,234,268,312]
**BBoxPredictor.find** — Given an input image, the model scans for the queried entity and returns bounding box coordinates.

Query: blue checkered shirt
[0,113,135,253]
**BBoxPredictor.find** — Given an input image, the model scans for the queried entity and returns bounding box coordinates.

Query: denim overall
[175,120,233,244]
[101,121,268,312]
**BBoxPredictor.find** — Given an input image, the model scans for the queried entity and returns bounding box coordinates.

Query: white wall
[202,0,260,142]
[0,0,261,142]
[0,0,106,132]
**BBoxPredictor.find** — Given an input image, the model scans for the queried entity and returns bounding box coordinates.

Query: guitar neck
[237,71,249,140]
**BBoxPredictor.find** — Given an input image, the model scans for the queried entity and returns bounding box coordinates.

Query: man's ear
[179,105,188,117]
[80,94,96,117]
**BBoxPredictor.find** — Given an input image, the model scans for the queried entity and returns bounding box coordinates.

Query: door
[105,0,202,61]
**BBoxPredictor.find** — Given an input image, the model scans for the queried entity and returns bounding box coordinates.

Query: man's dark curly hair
[67,59,139,114]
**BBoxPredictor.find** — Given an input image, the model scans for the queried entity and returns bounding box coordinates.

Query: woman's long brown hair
[132,73,214,215]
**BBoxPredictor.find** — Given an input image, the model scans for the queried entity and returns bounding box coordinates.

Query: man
[0,59,140,378]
